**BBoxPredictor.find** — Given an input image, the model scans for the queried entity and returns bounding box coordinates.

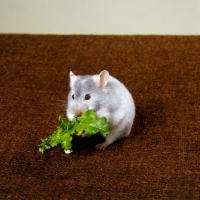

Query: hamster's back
[104,75,135,127]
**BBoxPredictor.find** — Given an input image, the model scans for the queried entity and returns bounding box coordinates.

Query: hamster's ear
[69,71,77,87]
[95,70,109,88]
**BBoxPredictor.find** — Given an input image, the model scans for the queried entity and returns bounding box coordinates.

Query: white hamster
[67,70,135,150]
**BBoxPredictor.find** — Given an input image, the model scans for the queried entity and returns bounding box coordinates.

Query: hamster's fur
[67,70,135,150]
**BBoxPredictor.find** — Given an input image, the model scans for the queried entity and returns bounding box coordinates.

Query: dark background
[0,35,200,199]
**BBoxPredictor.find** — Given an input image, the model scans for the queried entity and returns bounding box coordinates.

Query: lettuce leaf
[39,110,110,154]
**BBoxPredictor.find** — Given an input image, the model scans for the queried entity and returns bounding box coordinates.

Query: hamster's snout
[73,107,84,116]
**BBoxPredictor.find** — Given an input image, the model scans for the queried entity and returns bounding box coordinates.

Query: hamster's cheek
[67,112,74,121]
[86,102,98,112]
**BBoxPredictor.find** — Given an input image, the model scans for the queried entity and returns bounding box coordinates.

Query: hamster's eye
[72,94,75,100]
[84,94,91,100]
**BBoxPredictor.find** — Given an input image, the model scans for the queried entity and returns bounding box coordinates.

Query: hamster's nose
[74,108,83,116]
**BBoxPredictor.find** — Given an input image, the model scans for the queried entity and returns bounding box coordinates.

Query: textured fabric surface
[0,34,200,199]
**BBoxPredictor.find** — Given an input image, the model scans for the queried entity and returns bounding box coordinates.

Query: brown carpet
[0,34,200,199]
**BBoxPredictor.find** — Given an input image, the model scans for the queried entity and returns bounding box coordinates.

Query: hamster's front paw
[95,142,107,150]
[81,132,87,137]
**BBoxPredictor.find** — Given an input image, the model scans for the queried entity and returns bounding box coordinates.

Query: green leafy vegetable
[39,110,110,154]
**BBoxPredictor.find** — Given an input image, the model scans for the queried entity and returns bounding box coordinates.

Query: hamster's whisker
[56,100,67,103]
[51,98,67,104]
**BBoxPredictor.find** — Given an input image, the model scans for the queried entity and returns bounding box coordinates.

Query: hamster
[67,70,135,150]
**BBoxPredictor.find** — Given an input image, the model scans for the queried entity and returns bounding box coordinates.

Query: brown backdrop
[0,35,200,199]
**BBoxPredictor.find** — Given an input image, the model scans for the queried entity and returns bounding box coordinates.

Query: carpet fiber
[1,34,200,199]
